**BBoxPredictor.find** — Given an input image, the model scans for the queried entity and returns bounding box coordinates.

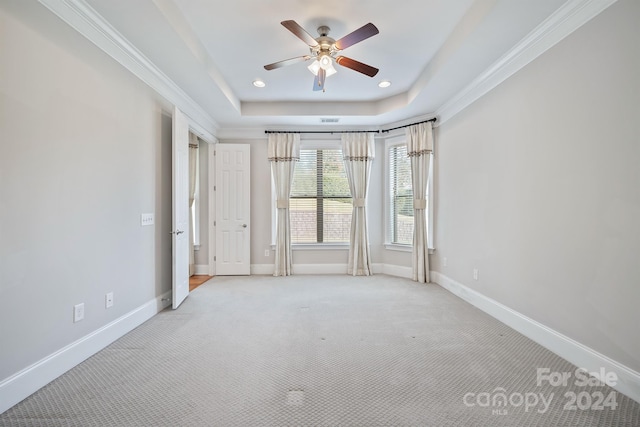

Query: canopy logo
[463,367,619,416]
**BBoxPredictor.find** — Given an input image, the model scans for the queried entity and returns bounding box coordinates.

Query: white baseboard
[250,264,274,275]
[294,264,347,274]
[371,263,384,274]
[431,271,640,404]
[251,263,386,276]
[382,264,412,279]
[0,291,172,414]
[193,264,210,275]
[250,263,349,275]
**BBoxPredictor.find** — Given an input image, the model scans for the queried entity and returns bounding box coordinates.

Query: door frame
[207,138,217,276]
[171,107,216,307]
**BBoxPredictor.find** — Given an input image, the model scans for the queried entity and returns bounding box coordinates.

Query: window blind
[389,145,414,245]
[290,149,352,243]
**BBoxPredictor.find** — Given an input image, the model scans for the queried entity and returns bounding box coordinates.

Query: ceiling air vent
[321,118,340,123]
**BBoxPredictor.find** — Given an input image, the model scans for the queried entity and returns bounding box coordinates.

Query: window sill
[271,243,350,251]
[385,243,412,252]
[384,244,435,254]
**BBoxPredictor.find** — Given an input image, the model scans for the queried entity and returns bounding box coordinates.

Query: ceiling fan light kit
[319,54,332,69]
[308,54,337,77]
[307,60,321,75]
[264,20,380,92]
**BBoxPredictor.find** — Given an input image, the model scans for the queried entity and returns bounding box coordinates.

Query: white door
[172,106,190,308]
[215,144,251,275]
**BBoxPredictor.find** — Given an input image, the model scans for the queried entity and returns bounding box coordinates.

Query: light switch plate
[141,213,154,226]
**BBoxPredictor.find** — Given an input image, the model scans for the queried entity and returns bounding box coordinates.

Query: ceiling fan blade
[313,68,326,91]
[334,23,379,50]
[281,20,319,47]
[264,55,311,70]
[335,56,379,77]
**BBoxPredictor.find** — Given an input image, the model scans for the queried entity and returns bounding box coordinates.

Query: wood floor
[189,275,212,291]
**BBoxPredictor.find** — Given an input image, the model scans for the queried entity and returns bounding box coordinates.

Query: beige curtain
[268,133,300,276]
[406,122,434,283]
[188,133,199,275]
[341,133,375,276]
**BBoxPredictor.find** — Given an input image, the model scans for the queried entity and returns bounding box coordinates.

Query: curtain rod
[264,130,379,134]
[264,117,436,135]
[380,117,437,133]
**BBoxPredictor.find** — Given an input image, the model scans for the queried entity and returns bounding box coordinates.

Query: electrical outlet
[473,268,479,281]
[443,257,448,267]
[105,292,114,309]
[264,249,270,257]
[140,213,154,226]
[74,303,85,323]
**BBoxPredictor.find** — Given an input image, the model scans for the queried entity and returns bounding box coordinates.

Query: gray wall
[0,1,172,380]
[4,0,635,398]
[219,137,388,268]
[433,0,640,372]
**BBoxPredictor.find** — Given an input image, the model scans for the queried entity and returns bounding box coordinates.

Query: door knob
[170,229,184,235]
[242,224,247,228]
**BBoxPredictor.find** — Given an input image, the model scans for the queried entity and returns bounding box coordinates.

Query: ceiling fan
[264,20,380,92]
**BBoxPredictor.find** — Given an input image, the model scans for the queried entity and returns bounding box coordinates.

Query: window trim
[271,139,352,249]
[384,136,435,251]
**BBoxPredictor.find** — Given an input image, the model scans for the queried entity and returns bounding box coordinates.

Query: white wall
[0,0,172,385]
[433,0,640,372]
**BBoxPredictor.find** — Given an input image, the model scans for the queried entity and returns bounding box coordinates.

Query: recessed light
[378,80,391,88]
[253,79,266,88]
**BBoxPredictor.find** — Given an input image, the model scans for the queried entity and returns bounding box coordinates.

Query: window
[386,140,434,249]
[289,148,352,243]
[388,144,413,245]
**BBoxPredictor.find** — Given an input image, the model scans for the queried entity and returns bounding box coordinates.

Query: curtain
[268,133,300,276]
[188,133,199,275]
[341,133,375,276]
[406,122,434,283]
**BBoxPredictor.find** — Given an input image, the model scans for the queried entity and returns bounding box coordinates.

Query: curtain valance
[406,122,433,157]
[342,132,375,161]
[268,133,300,161]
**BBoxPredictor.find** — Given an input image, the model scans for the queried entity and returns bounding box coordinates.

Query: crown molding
[436,0,618,125]
[217,126,385,141]
[217,112,443,140]
[36,0,617,134]
[37,0,219,140]
[380,113,439,136]
[151,0,240,113]
[240,0,617,125]
[217,128,268,141]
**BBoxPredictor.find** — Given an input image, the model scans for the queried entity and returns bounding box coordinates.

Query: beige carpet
[1,275,638,426]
